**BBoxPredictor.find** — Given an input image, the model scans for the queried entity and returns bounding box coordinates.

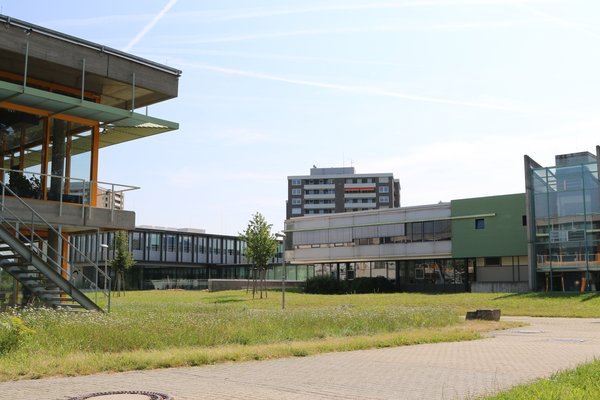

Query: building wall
[286,203,453,264]
[70,227,291,290]
[287,167,399,218]
[525,150,600,291]
[451,193,527,258]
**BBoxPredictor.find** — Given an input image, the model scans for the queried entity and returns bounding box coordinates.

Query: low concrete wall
[471,281,529,293]
[208,279,305,292]
[2,197,135,231]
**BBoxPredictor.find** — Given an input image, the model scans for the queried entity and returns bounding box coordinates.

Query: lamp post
[100,243,108,291]
[275,232,286,310]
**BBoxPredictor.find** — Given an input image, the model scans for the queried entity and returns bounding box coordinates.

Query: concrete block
[466,309,501,321]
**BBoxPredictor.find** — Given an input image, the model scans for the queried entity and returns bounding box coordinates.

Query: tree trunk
[251,267,257,299]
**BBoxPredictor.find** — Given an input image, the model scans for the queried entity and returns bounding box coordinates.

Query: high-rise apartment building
[286,167,400,218]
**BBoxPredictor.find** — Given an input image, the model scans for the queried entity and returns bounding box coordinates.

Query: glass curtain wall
[0,105,96,204]
[532,162,600,291]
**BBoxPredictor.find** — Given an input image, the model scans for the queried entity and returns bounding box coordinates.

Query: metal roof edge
[0,14,182,77]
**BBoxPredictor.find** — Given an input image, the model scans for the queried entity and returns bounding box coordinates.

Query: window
[166,235,176,252]
[291,188,301,196]
[291,198,301,205]
[522,215,527,226]
[291,207,301,215]
[181,236,191,253]
[411,222,423,241]
[148,233,160,251]
[423,221,434,241]
[131,232,142,250]
[434,220,451,241]
[379,196,389,203]
[378,186,389,193]
[484,257,501,266]
[475,218,485,229]
[291,179,301,185]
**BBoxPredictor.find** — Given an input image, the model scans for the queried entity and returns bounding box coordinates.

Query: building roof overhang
[0,15,180,109]
[0,80,178,149]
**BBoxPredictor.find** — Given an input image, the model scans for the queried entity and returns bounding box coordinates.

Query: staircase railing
[0,180,111,312]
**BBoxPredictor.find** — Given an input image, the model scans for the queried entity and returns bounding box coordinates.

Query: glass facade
[531,160,600,291]
[69,229,308,291]
[308,259,471,292]
[0,105,98,205]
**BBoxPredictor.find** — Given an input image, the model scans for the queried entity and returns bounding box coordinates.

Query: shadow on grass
[210,298,246,304]
[492,292,600,302]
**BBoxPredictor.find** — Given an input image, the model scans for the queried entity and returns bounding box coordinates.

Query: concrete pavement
[1,317,600,400]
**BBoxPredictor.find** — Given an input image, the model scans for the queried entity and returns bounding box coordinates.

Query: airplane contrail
[190,63,533,113]
[123,0,177,52]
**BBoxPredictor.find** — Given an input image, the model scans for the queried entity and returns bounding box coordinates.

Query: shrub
[349,277,395,294]
[304,276,348,294]
[0,315,33,355]
[304,276,395,294]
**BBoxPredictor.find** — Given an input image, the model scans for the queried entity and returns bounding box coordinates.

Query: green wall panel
[451,193,527,258]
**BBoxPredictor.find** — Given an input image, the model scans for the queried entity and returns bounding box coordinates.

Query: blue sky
[4,1,600,234]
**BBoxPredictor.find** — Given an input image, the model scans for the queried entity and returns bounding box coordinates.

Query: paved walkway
[2,317,600,400]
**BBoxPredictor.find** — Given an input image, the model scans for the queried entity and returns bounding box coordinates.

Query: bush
[304,276,395,294]
[349,277,395,293]
[0,315,33,355]
[304,276,348,294]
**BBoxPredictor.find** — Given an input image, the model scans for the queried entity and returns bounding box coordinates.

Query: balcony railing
[0,168,139,216]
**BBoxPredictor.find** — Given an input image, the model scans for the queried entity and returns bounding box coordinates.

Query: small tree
[239,212,277,299]
[111,231,136,296]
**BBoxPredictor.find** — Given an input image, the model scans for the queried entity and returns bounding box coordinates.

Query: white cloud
[357,121,600,206]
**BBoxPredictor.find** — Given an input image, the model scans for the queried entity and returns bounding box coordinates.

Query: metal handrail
[0,180,111,311]
[0,167,139,208]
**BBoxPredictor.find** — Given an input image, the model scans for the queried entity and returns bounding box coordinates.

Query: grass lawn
[1,290,600,381]
[485,359,600,400]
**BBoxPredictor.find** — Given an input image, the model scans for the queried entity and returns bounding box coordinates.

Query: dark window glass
[423,221,434,241]
[149,233,160,251]
[131,232,142,250]
[484,257,501,266]
[475,219,485,230]
[434,220,451,241]
[411,222,423,242]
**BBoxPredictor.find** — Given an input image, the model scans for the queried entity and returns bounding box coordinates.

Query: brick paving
[1,317,600,400]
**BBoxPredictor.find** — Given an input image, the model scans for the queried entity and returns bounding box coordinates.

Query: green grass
[2,290,599,381]
[485,359,600,399]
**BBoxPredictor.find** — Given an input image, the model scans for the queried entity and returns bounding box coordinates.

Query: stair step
[32,288,63,295]
[0,226,104,312]
[44,296,74,302]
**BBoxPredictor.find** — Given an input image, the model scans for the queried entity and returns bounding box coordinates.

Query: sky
[3,0,600,235]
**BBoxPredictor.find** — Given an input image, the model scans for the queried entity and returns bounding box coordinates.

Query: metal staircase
[0,181,110,312]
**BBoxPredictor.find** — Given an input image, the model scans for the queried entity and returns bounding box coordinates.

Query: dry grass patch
[0,319,517,381]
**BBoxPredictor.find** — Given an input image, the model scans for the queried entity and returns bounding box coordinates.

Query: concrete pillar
[49,119,66,200]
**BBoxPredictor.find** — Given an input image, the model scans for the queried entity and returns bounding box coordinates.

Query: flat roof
[0,15,181,76]
[0,15,180,109]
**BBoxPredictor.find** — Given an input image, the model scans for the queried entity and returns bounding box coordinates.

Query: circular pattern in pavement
[68,391,173,400]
